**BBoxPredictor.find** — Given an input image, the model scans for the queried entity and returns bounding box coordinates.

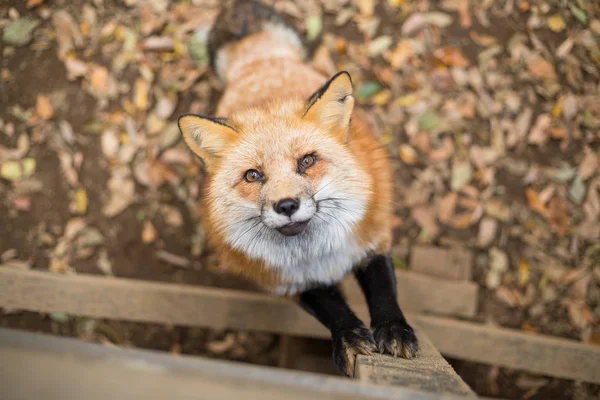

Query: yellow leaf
[22,158,36,177]
[134,78,149,111]
[395,94,418,107]
[371,89,392,106]
[75,188,88,215]
[552,100,563,119]
[519,259,530,287]
[547,14,566,32]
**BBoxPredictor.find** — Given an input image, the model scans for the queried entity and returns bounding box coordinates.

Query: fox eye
[244,169,262,183]
[298,154,316,171]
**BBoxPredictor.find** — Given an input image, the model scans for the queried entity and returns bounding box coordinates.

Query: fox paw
[332,326,377,377]
[373,320,419,359]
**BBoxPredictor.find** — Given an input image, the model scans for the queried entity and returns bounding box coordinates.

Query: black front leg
[299,285,376,377]
[354,254,419,359]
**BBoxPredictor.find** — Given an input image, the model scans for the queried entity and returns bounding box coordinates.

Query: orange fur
[180,17,393,294]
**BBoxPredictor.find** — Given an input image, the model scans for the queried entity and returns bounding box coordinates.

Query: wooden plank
[410,246,473,281]
[0,267,328,338]
[1,268,599,384]
[0,327,464,400]
[416,315,600,385]
[354,329,476,398]
[342,270,478,318]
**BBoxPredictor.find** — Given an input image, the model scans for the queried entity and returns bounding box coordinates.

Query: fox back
[179,0,393,295]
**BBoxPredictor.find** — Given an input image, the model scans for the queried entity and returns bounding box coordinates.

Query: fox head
[178,72,372,268]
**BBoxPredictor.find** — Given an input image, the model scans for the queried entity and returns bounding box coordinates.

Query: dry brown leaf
[434,45,470,67]
[35,95,54,120]
[411,206,440,238]
[579,148,599,180]
[389,41,414,70]
[90,65,109,91]
[469,31,497,47]
[142,220,158,244]
[528,114,551,145]
[548,190,569,236]
[526,56,557,81]
[457,0,471,28]
[399,144,418,165]
[438,192,458,223]
[526,188,549,218]
[26,0,44,8]
[495,287,518,308]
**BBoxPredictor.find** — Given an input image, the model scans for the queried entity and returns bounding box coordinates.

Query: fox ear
[304,71,355,140]
[178,114,237,169]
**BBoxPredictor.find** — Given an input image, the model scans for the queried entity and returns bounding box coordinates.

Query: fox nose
[274,198,299,217]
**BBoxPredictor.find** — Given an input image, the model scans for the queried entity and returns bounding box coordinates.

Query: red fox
[178,0,418,377]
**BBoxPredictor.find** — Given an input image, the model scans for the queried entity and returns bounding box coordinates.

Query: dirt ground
[1,0,600,398]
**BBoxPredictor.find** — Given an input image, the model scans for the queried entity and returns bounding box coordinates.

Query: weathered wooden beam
[0,267,327,337]
[354,330,476,398]
[416,315,600,385]
[342,270,478,318]
[1,268,599,384]
[0,328,466,400]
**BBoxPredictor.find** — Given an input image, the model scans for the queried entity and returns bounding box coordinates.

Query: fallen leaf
[477,217,498,247]
[97,249,113,275]
[547,15,566,32]
[402,12,453,36]
[469,31,497,47]
[102,172,135,217]
[528,114,551,145]
[411,206,440,239]
[495,287,518,307]
[569,175,586,205]
[526,188,549,218]
[1,161,23,181]
[526,56,557,81]
[438,192,458,223]
[142,220,158,243]
[75,188,88,215]
[52,10,83,60]
[418,110,441,132]
[90,65,109,91]
[399,144,418,165]
[367,35,393,57]
[356,81,381,101]
[451,159,473,191]
[569,5,588,24]
[389,40,414,69]
[2,18,40,46]
[141,35,174,52]
[579,148,598,180]
[357,0,375,17]
[306,15,322,41]
[487,247,509,289]
[134,78,150,111]
[434,46,470,67]
[156,250,190,268]
[35,95,54,120]
[26,0,45,8]
[161,204,183,227]
[518,259,530,287]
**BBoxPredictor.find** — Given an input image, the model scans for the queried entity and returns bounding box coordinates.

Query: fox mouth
[277,220,310,237]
